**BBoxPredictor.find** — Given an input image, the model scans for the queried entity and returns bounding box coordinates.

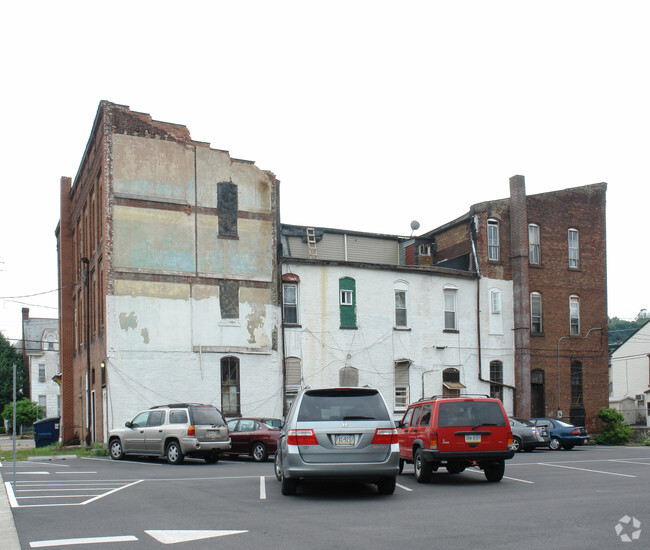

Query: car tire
[274,452,283,481]
[549,437,562,450]
[563,444,575,451]
[166,440,184,465]
[484,460,505,482]
[109,438,124,460]
[377,476,397,495]
[251,442,268,462]
[398,458,405,474]
[446,463,465,474]
[414,449,433,483]
[204,454,220,464]
[512,436,521,452]
[281,476,298,496]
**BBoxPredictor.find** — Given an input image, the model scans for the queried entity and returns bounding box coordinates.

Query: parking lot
[1,445,649,549]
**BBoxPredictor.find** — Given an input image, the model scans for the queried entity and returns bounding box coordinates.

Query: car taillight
[287,429,318,446]
[187,425,195,437]
[532,427,539,436]
[571,429,580,435]
[507,430,514,450]
[371,428,398,445]
[429,431,438,450]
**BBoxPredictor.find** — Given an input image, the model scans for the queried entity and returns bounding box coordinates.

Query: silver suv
[108,403,230,464]
[274,387,400,495]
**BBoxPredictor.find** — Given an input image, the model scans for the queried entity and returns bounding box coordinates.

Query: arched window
[490,361,503,402]
[339,277,356,328]
[487,219,499,261]
[568,229,579,268]
[530,292,543,333]
[394,280,408,328]
[528,224,541,265]
[443,286,458,331]
[221,356,240,416]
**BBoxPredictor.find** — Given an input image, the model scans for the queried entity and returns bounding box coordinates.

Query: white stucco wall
[282,263,515,417]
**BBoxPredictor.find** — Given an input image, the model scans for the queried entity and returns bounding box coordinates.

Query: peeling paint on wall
[246,302,267,345]
[119,311,138,331]
[141,328,150,344]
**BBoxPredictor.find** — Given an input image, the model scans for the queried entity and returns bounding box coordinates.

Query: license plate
[206,430,217,439]
[334,434,355,446]
[465,434,481,443]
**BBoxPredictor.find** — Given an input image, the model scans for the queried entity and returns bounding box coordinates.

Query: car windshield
[298,389,390,421]
[438,401,506,427]
[190,406,226,426]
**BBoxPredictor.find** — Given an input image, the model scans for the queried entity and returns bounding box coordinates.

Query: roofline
[281,223,411,241]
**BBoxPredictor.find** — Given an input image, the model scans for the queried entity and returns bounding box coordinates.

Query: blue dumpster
[34,417,60,448]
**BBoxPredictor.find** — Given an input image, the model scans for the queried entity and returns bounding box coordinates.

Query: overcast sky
[1,1,648,343]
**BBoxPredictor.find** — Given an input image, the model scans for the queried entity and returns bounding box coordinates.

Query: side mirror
[395,420,403,429]
[125,421,133,428]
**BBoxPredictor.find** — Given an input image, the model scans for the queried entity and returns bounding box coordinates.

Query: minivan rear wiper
[472,423,498,430]
[343,416,375,420]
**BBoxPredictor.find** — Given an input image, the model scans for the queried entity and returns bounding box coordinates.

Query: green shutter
[339,277,356,328]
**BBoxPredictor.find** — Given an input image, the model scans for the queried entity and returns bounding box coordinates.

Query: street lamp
[556,327,602,418]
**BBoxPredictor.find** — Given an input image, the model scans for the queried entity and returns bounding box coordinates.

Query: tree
[2,398,43,432]
[608,311,649,347]
[0,332,26,413]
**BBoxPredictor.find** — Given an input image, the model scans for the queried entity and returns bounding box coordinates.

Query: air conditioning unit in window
[635,394,644,402]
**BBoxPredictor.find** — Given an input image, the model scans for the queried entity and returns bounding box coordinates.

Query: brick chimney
[509,175,531,417]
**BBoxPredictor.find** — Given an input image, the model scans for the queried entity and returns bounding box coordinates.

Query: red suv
[396,396,515,482]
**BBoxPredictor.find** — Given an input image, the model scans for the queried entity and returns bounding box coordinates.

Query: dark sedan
[226,418,280,461]
[509,418,550,451]
[528,417,590,450]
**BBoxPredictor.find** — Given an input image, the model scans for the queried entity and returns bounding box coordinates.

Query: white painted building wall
[610,322,650,427]
[29,329,60,419]
[282,263,515,418]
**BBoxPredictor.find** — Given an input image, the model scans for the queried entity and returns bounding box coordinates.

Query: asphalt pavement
[0,435,29,550]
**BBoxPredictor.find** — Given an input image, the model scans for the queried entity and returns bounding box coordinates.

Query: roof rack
[416,394,490,402]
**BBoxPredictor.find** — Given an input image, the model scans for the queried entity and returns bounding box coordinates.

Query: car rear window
[189,406,226,426]
[438,401,506,427]
[298,389,390,421]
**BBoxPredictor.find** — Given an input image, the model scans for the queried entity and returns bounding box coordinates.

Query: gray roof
[22,317,58,352]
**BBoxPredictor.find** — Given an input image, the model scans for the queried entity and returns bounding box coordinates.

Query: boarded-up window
[395,361,410,409]
[219,280,239,319]
[286,356,302,386]
[221,356,240,415]
[218,182,238,237]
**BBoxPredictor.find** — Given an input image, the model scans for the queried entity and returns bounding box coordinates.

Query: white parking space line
[17,472,50,475]
[55,471,97,474]
[259,476,266,500]
[466,469,534,484]
[82,479,143,505]
[610,460,650,466]
[30,535,138,547]
[541,463,636,477]
[396,483,413,492]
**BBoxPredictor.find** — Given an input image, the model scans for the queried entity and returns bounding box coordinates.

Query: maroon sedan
[226,418,280,462]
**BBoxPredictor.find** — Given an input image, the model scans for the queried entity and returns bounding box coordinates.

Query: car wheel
[377,476,396,495]
[414,449,433,483]
[446,463,465,474]
[166,440,184,465]
[512,436,521,452]
[484,460,505,482]
[398,458,405,474]
[563,444,575,451]
[274,452,283,481]
[109,438,124,460]
[549,437,561,450]
[251,442,268,462]
[281,475,298,495]
[204,454,220,464]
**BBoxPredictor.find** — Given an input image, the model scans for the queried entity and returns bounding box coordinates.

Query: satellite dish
[410,220,420,231]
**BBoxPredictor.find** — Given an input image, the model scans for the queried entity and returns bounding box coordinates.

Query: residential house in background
[21,308,60,418]
[609,321,650,427]
[56,101,282,445]
[280,225,516,418]
[418,177,608,432]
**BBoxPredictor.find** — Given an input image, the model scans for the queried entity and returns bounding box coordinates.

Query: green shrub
[595,408,633,445]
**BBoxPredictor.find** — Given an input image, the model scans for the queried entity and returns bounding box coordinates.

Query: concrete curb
[0,476,21,550]
[27,455,78,462]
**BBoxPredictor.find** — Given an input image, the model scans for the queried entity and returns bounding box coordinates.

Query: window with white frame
[487,219,499,261]
[283,283,299,324]
[530,292,543,334]
[444,288,457,330]
[38,364,46,383]
[568,229,579,268]
[570,295,580,335]
[394,361,410,410]
[394,281,408,328]
[490,361,503,402]
[529,224,541,265]
[38,395,47,417]
[418,244,431,256]
[490,289,502,314]
[340,289,353,306]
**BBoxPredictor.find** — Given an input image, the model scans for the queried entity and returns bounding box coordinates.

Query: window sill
[394,327,411,331]
[488,259,503,265]
[217,235,239,240]
[568,266,582,272]
[531,332,546,337]
[283,323,302,328]
[340,326,358,330]
[443,329,459,334]
[529,263,544,269]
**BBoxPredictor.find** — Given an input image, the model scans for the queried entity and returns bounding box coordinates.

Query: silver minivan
[274,387,400,495]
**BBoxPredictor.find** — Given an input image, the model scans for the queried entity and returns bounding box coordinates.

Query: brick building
[56,101,282,445]
[418,176,608,431]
